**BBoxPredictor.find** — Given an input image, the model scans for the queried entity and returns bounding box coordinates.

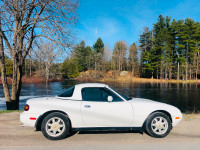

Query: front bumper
[172,113,183,126]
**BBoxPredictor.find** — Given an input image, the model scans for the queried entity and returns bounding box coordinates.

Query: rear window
[57,87,75,97]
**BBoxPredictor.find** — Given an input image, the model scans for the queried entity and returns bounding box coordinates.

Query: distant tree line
[1,15,200,82]
[60,38,140,78]
[61,15,200,80]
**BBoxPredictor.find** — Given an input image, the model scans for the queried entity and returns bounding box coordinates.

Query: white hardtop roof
[75,83,108,88]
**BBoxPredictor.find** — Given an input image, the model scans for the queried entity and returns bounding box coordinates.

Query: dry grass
[101,77,200,84]
[22,76,45,83]
[78,70,200,84]
[0,76,62,84]
[0,77,12,84]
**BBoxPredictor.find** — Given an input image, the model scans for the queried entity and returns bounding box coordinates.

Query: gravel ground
[0,112,200,150]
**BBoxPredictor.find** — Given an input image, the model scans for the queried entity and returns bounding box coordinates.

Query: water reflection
[0,80,200,113]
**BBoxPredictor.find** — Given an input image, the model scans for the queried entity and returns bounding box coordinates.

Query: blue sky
[76,0,200,50]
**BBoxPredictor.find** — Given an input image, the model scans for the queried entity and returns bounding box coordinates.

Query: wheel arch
[35,110,72,131]
[142,110,172,130]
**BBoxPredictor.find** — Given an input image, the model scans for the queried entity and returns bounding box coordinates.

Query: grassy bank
[101,77,200,84]
[76,70,200,84]
[0,76,63,84]
[0,110,23,114]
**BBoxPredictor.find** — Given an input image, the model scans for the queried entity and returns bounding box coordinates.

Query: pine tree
[72,41,92,72]
[139,27,153,78]
[93,38,104,54]
[93,38,104,71]
[153,15,166,79]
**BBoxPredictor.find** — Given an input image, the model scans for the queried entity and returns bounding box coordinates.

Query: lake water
[0,80,200,113]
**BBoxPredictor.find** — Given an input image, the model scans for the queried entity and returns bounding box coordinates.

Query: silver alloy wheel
[45,117,66,137]
[151,116,168,135]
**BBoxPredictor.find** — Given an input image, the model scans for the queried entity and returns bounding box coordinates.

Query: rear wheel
[41,112,70,140]
[145,112,172,138]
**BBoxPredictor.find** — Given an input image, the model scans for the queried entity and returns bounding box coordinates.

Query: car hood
[129,98,162,104]
[128,98,181,115]
[129,98,173,107]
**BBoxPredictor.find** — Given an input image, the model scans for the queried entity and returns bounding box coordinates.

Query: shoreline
[1,76,200,84]
[77,77,200,84]
[0,76,63,84]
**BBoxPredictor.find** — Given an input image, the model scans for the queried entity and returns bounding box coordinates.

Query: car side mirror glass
[107,96,113,102]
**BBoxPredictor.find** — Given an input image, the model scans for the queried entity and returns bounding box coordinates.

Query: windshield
[112,89,132,100]
[57,86,75,97]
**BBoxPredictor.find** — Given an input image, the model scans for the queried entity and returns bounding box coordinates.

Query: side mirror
[107,96,113,102]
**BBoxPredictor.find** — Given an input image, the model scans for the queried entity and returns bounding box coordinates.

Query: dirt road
[0,112,200,150]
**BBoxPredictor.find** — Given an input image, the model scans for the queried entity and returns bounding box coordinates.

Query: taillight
[24,104,29,111]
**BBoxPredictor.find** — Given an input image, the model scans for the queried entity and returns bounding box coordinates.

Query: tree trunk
[185,42,188,80]
[10,58,23,110]
[160,62,163,79]
[95,59,97,71]
[177,62,179,80]
[169,68,171,80]
[196,69,198,80]
[185,62,187,80]
[132,65,134,76]
[156,66,158,79]
[0,28,12,109]
[30,51,32,76]
[46,62,50,83]
[165,68,167,80]
[24,59,26,75]
[118,59,121,71]
[196,52,199,80]
[151,71,153,79]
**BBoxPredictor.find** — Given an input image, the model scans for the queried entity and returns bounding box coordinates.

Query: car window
[57,87,75,97]
[82,88,107,102]
[111,89,132,100]
[82,87,123,102]
[103,88,123,102]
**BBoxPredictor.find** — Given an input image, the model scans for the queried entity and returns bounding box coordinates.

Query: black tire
[41,112,70,140]
[145,112,172,138]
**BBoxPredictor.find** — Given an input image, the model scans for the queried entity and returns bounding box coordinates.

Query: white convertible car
[20,83,182,140]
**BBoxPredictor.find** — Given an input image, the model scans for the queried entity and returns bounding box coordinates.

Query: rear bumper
[20,112,40,127]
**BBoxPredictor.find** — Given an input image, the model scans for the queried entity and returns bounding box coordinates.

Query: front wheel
[145,112,172,138]
[41,112,70,140]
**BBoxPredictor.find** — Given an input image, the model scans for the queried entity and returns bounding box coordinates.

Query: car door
[80,87,134,127]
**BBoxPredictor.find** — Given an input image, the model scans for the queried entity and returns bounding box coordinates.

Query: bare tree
[38,41,62,82]
[112,41,127,71]
[103,45,112,61]
[0,0,79,110]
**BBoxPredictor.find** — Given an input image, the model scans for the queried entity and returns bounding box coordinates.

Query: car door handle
[84,105,91,108]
